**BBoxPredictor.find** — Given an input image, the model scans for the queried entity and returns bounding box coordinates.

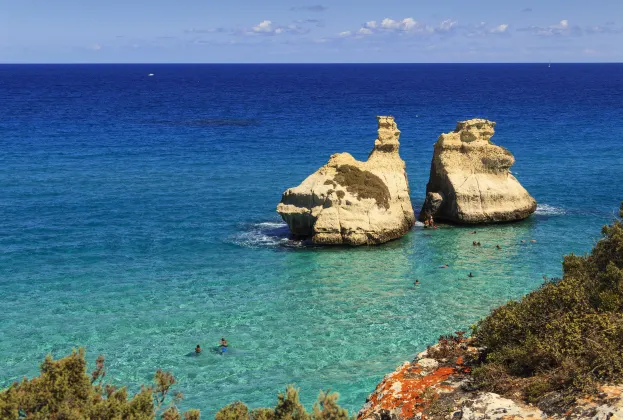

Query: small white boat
[148,73,154,77]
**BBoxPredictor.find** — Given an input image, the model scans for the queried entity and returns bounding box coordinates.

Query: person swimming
[496,245,502,250]
[439,264,449,268]
[414,280,421,285]
[473,241,477,246]
[195,345,201,354]
[468,272,474,278]
[219,337,228,355]
[477,242,481,246]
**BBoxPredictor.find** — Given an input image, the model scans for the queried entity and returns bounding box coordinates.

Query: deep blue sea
[1,64,622,416]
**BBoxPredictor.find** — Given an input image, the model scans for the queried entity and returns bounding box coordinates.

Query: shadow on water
[147,118,260,127]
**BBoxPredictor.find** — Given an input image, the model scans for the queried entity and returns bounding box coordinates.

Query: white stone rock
[420,119,536,224]
[460,392,545,419]
[277,117,416,246]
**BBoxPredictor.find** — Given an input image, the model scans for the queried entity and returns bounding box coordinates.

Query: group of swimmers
[194,337,228,355]
[423,215,437,229]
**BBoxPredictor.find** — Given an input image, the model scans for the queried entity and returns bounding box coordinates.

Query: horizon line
[1,61,623,65]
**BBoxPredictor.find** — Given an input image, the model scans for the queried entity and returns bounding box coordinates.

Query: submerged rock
[420,119,536,224]
[277,116,415,246]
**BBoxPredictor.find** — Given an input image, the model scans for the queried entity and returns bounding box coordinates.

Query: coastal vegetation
[472,202,623,408]
[0,349,353,419]
[333,165,390,210]
[215,387,352,420]
[0,348,199,420]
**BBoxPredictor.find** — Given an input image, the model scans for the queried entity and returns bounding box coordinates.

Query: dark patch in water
[149,118,260,127]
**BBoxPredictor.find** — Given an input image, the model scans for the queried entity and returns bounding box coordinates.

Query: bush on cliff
[0,348,199,420]
[473,202,623,405]
[215,386,353,420]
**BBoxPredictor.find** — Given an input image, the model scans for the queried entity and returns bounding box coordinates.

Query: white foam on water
[231,221,304,249]
[535,204,566,216]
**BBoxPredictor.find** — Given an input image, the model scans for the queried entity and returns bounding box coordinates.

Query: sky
[1,0,623,63]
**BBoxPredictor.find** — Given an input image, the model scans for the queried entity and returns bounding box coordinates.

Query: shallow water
[1,64,622,415]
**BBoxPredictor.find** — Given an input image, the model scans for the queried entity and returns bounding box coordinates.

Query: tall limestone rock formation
[420,119,536,224]
[277,116,416,246]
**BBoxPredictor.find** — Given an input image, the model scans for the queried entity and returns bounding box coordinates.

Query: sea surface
[1,64,622,416]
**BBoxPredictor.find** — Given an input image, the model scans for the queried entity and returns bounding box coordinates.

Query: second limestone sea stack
[420,119,537,224]
[277,116,416,245]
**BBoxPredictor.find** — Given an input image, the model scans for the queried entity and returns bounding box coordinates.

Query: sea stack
[277,116,416,246]
[420,119,536,224]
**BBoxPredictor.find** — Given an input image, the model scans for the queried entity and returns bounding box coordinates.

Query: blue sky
[1,0,622,63]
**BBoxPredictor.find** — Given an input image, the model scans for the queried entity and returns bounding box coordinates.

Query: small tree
[0,348,199,420]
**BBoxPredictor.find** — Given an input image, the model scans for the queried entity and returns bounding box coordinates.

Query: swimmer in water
[440,264,449,268]
[496,245,502,250]
[195,344,201,354]
[468,272,474,278]
[471,231,477,234]
[477,242,481,246]
[219,337,228,355]
[473,241,477,246]
[414,280,421,285]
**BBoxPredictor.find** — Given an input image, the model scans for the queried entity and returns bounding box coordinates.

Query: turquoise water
[1,64,622,416]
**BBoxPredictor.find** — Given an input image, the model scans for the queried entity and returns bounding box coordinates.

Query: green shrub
[215,401,249,420]
[333,165,390,209]
[473,202,623,404]
[215,386,353,420]
[0,348,198,419]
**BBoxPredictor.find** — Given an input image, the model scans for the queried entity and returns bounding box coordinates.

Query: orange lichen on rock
[358,361,463,419]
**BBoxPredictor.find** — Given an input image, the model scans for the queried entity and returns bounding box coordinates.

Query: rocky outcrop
[420,119,536,224]
[277,117,415,246]
[358,338,623,420]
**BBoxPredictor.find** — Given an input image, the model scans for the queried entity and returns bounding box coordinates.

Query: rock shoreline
[358,337,623,420]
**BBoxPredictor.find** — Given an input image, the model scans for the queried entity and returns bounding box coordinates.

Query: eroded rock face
[420,119,536,224]
[358,338,623,420]
[277,116,415,246]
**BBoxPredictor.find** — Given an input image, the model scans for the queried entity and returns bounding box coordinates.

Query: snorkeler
[195,345,201,354]
[219,337,228,355]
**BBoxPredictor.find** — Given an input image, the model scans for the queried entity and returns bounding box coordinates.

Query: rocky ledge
[358,337,623,420]
[420,119,537,224]
[277,116,416,246]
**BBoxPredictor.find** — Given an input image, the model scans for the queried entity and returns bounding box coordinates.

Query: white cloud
[518,19,582,36]
[490,24,509,34]
[245,20,309,36]
[380,18,423,32]
[343,17,460,38]
[252,20,273,33]
[438,19,458,32]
